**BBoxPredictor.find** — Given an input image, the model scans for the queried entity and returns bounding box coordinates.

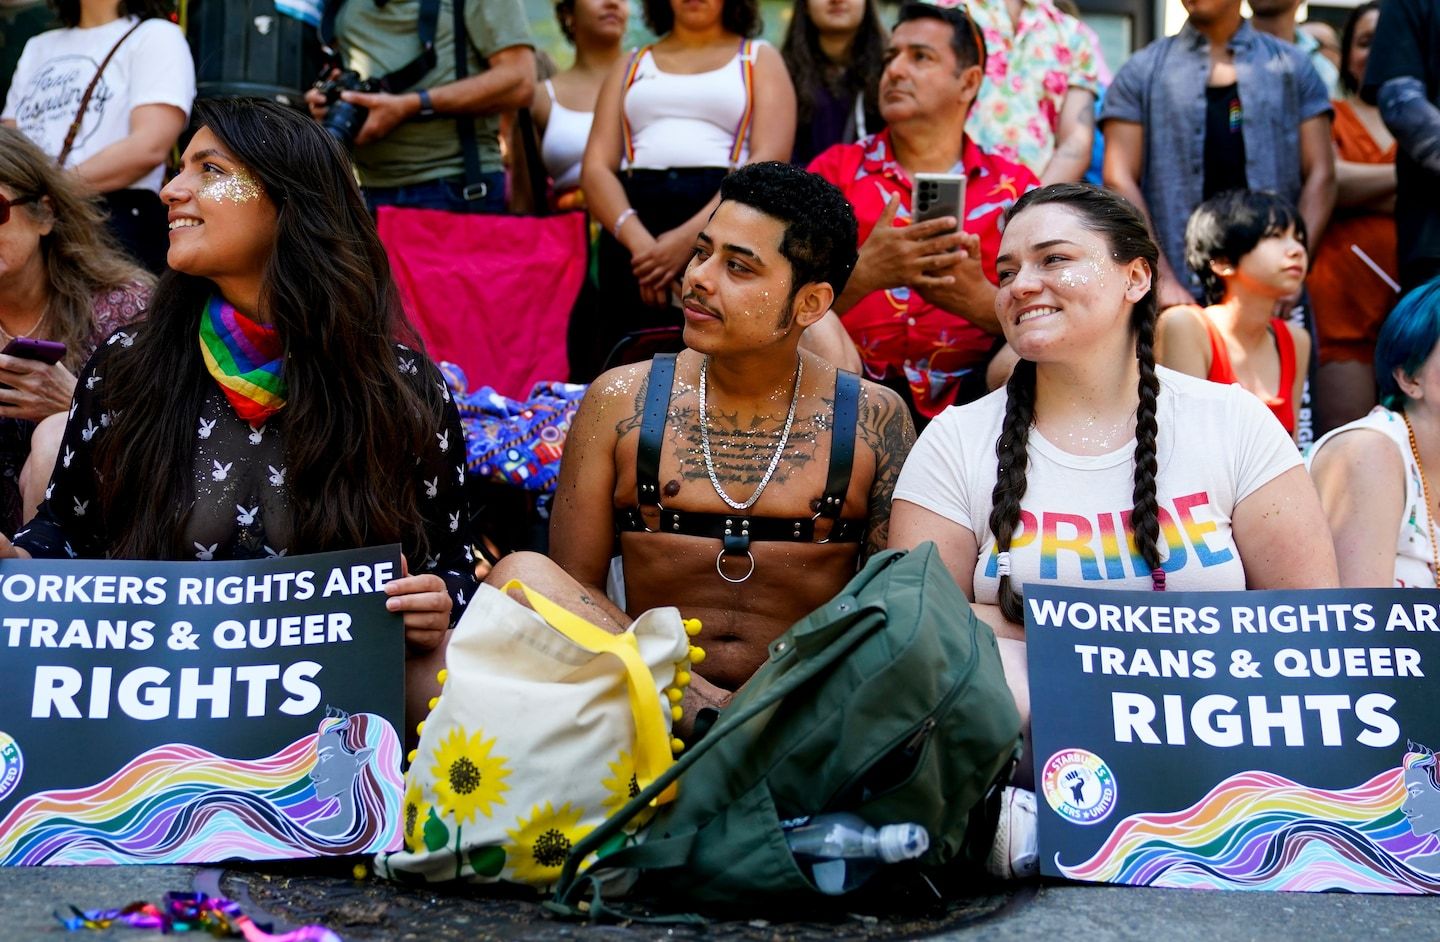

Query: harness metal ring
[715,548,756,584]
[636,500,665,534]
[810,510,835,545]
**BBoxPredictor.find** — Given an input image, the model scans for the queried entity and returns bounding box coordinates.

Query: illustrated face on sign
[310,719,373,800]
[1402,761,1440,836]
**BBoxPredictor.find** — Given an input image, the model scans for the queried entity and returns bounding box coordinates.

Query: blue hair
[1375,277,1440,410]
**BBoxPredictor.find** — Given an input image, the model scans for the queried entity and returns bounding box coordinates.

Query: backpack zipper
[820,619,980,810]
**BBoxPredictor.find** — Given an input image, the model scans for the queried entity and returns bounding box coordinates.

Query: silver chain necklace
[698,354,803,511]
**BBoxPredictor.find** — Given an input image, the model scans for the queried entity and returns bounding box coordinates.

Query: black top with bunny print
[12,330,477,624]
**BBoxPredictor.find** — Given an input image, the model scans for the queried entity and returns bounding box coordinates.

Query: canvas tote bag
[374,580,700,888]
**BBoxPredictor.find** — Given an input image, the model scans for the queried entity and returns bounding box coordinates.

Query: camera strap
[451,0,486,200]
[319,0,439,93]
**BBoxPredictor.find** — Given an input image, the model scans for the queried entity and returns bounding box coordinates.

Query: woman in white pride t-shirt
[888,183,1338,736]
[3,0,194,273]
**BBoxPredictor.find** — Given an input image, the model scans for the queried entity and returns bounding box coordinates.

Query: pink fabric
[376,207,587,399]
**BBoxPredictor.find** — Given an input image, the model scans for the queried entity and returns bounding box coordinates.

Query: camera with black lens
[315,70,383,149]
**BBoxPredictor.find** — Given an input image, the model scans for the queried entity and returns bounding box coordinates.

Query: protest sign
[0,546,406,866]
[1026,585,1440,893]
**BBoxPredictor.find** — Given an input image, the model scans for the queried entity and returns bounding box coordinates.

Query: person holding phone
[0,125,150,535]
[808,1,1038,427]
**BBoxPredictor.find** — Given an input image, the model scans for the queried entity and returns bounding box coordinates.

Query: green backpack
[550,543,1023,913]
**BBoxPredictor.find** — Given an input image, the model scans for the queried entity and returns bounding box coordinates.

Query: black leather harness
[614,353,866,556]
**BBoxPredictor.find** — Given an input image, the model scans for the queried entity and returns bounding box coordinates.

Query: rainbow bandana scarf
[198,296,287,425]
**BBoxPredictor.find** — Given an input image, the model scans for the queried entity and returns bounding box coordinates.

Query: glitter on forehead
[199,168,263,204]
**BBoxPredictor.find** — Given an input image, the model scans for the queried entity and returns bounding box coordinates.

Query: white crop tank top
[622,41,760,171]
[540,79,592,192]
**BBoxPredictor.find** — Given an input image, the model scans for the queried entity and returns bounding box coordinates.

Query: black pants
[586,168,727,372]
[101,188,169,275]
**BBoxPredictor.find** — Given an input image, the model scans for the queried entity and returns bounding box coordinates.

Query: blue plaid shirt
[1100,20,1332,299]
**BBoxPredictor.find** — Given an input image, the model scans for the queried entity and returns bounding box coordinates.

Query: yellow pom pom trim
[352,862,369,880]
[666,688,683,704]
[416,721,426,736]
[688,645,706,664]
[672,705,684,722]
[407,749,418,764]
[671,737,685,753]
[427,696,439,711]
[683,618,702,637]
[437,668,448,685]
[675,671,691,688]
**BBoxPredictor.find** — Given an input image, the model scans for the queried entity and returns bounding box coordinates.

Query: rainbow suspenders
[620,38,757,170]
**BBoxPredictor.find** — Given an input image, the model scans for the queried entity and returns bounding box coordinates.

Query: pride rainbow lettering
[983,490,1232,580]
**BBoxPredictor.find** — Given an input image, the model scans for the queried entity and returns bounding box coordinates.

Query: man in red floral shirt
[808,1,1037,422]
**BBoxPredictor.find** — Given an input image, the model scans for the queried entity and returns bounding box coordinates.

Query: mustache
[682,292,720,318]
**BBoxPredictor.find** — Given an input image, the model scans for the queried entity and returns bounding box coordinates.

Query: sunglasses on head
[955,6,988,73]
[0,192,40,226]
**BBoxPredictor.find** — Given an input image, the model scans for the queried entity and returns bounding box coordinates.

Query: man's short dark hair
[893,1,986,72]
[1184,190,1308,304]
[718,162,859,304]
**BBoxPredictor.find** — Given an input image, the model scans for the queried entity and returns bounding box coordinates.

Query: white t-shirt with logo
[3,17,195,193]
[893,367,1302,601]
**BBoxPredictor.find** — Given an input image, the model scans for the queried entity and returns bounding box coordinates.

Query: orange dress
[1309,98,1400,365]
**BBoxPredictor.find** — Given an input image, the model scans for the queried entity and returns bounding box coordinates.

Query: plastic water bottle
[783,812,930,895]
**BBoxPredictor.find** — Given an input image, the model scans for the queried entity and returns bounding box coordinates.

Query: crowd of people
[0,0,1439,888]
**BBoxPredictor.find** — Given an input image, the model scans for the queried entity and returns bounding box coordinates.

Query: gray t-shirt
[335,0,532,188]
[1100,20,1332,300]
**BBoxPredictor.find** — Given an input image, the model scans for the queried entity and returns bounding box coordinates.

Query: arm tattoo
[613,382,648,438]
[859,389,917,558]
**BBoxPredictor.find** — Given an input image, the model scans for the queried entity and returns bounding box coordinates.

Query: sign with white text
[1027,585,1440,892]
[0,546,405,865]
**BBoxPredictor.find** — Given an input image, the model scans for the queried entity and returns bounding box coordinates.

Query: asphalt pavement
[4,861,1437,942]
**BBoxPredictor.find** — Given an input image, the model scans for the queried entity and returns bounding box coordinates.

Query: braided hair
[988,183,1165,624]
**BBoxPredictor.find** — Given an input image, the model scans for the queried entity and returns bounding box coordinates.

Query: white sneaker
[985,786,1038,880]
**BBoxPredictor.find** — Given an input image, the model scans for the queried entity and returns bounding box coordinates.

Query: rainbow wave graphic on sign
[1058,746,1440,892]
[0,711,402,866]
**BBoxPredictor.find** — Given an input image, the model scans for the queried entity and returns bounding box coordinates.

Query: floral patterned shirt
[12,333,477,624]
[959,0,1103,177]
[808,129,1038,417]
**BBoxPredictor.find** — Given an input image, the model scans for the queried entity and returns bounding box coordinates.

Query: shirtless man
[487,160,915,723]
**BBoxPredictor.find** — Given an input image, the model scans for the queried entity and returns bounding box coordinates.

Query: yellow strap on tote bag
[501,581,681,806]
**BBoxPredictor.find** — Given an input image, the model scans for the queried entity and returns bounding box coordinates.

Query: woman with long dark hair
[892,183,1335,626]
[0,98,474,733]
[780,0,886,167]
[2,0,195,273]
[887,186,1336,848]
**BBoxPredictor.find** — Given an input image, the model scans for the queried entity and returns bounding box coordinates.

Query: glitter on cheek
[198,169,262,204]
[1086,258,1108,288]
[1057,267,1090,289]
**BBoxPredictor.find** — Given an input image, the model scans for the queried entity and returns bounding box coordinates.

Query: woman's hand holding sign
[386,555,452,652]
